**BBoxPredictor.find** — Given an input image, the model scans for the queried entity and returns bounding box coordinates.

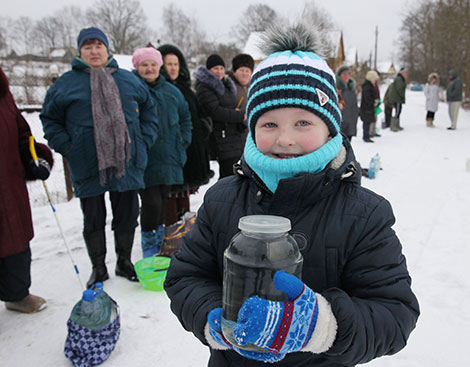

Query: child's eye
[263,122,277,128]
[297,120,310,127]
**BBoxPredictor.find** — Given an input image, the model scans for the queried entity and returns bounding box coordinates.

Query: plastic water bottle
[368,157,377,179]
[221,215,303,352]
[70,283,117,330]
[374,153,382,172]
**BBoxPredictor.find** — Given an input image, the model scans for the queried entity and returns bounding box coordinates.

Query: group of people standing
[1,26,255,313]
[336,65,464,144]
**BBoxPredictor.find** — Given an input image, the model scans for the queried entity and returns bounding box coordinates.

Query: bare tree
[86,0,149,54]
[11,16,38,55]
[0,17,10,55]
[159,4,209,63]
[231,3,278,47]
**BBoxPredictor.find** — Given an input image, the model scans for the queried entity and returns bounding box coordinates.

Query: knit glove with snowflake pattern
[232,270,337,355]
[206,307,287,363]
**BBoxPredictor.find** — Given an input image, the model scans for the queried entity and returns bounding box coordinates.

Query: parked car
[410,83,423,91]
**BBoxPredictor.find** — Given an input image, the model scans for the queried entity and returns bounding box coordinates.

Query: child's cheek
[255,136,271,155]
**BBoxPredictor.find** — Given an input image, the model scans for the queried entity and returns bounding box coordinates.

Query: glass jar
[221,215,303,352]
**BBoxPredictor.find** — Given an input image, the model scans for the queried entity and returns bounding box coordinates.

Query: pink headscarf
[132,47,163,69]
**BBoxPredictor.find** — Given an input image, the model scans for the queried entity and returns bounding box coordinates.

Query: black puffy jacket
[195,66,246,162]
[165,138,420,367]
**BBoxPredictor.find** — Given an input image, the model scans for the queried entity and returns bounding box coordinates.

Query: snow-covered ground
[1,88,470,366]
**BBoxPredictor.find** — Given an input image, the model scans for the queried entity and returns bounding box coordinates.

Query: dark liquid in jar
[222,232,302,352]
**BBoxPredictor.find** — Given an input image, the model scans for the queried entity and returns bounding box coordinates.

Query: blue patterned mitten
[232,270,319,354]
[206,308,287,363]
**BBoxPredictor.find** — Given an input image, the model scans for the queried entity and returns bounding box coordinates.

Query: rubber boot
[115,230,138,282]
[84,230,109,289]
[391,117,399,132]
[397,117,404,131]
[141,225,165,258]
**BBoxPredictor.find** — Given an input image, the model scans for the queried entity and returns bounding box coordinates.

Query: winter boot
[141,225,165,258]
[391,117,400,132]
[397,117,404,131]
[5,294,47,313]
[84,230,109,289]
[114,230,138,282]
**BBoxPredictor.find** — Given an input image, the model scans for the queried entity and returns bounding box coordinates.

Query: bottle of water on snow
[70,283,117,330]
[368,157,377,179]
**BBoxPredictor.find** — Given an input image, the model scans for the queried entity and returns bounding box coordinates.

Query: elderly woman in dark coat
[360,70,380,143]
[195,54,246,179]
[158,43,213,225]
[1,68,54,313]
[336,66,359,141]
[131,47,192,257]
[40,27,159,288]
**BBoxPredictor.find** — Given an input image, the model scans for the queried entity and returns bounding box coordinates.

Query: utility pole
[374,26,378,70]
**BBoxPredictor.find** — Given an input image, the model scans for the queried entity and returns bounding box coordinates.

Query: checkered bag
[64,304,120,367]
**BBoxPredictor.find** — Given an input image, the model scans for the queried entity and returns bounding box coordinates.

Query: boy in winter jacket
[165,23,419,367]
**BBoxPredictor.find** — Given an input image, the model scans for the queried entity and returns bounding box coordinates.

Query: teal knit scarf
[243,131,343,193]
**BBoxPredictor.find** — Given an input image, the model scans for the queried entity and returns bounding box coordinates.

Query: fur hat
[365,70,379,82]
[247,23,341,139]
[232,53,255,72]
[132,47,163,69]
[206,54,225,70]
[336,65,351,76]
[77,27,109,51]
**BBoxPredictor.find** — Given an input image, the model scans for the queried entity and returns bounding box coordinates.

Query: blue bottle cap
[82,282,104,302]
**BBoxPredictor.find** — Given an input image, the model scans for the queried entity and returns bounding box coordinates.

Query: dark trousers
[394,103,403,118]
[0,246,31,302]
[80,191,139,234]
[426,111,435,119]
[362,121,371,140]
[384,105,393,127]
[218,157,239,179]
[139,185,170,231]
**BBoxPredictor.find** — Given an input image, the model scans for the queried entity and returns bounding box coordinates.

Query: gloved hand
[207,307,286,363]
[232,270,319,354]
[29,158,51,180]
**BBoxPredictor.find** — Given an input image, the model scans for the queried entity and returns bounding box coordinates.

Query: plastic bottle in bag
[70,283,117,330]
[221,215,303,352]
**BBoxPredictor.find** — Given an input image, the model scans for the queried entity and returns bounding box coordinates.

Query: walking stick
[29,136,84,291]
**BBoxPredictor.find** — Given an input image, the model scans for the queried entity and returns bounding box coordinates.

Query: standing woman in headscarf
[40,27,159,288]
[158,44,213,225]
[195,54,246,179]
[1,68,54,313]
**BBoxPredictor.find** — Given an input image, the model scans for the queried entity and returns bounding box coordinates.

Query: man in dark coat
[195,54,246,179]
[0,68,54,313]
[336,66,359,141]
[165,24,419,367]
[446,69,463,130]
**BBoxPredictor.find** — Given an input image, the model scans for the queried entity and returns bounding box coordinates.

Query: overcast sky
[3,0,408,63]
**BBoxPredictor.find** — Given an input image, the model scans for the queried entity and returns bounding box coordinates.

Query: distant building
[48,48,75,63]
[325,31,345,72]
[377,61,396,78]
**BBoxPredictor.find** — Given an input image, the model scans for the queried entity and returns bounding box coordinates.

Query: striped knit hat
[247,24,341,140]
